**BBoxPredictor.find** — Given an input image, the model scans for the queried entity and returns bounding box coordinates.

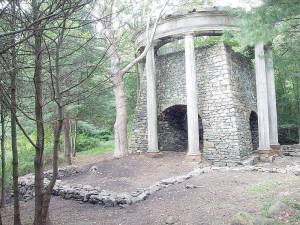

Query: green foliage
[0,123,114,186]
[76,133,99,152]
[278,127,299,144]
[235,0,300,46]
[77,121,102,136]
[261,197,300,224]
[234,0,300,143]
[194,35,239,48]
[0,127,62,185]
[77,140,114,156]
[283,197,300,211]
[76,121,113,152]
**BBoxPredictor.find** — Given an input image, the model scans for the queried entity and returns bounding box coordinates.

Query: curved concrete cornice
[137,9,237,48]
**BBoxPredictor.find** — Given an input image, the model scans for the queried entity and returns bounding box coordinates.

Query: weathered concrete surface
[265,45,279,147]
[136,9,237,48]
[184,35,200,156]
[146,46,159,152]
[255,42,271,152]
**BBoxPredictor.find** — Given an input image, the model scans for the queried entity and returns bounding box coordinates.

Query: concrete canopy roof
[136,8,237,48]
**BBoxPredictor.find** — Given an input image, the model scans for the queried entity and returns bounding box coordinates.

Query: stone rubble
[281,144,300,157]
[241,155,260,166]
[18,165,80,200]
[17,163,300,207]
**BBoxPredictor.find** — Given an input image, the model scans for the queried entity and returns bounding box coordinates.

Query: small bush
[76,133,100,152]
[75,121,113,152]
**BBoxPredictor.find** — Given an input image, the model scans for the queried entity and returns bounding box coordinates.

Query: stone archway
[158,105,203,152]
[249,111,259,151]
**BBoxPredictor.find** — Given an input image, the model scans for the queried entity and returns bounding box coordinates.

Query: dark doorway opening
[249,111,259,151]
[158,105,203,152]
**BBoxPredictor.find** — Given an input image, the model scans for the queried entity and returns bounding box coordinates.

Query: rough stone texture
[129,62,148,153]
[129,43,258,164]
[18,166,80,201]
[226,46,258,157]
[281,144,300,157]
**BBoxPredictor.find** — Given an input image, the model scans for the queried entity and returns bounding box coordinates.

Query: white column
[265,45,279,147]
[146,45,158,153]
[185,34,200,156]
[255,42,271,151]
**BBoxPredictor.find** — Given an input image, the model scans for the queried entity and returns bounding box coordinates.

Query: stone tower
[129,9,280,165]
[130,43,258,165]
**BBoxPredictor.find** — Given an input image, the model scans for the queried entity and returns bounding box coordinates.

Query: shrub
[75,133,99,152]
[75,121,113,151]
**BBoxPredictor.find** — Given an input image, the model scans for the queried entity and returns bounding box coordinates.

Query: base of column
[270,144,281,149]
[146,151,163,158]
[258,148,278,162]
[185,153,202,162]
[270,144,282,155]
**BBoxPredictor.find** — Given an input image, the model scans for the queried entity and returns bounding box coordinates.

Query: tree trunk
[112,74,128,157]
[64,113,72,165]
[71,120,77,157]
[51,114,60,152]
[298,122,300,144]
[32,1,46,222]
[0,92,6,208]
[10,1,21,224]
[292,76,300,144]
[107,27,128,158]
[39,37,66,224]
[11,44,21,225]
[103,0,165,158]
[0,207,2,225]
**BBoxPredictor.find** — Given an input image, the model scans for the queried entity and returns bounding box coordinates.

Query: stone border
[18,165,80,200]
[18,164,300,207]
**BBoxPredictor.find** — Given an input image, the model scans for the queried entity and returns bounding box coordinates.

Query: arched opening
[249,111,259,151]
[158,105,203,152]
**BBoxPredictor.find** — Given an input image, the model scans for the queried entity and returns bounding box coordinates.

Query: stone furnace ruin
[129,8,280,165]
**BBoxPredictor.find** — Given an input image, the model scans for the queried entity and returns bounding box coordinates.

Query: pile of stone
[44,165,80,179]
[18,164,300,207]
[18,167,205,206]
[18,165,80,201]
[210,164,300,176]
[52,167,211,206]
[281,144,300,157]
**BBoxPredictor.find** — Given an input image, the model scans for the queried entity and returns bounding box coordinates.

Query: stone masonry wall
[129,43,257,164]
[129,62,148,153]
[194,44,242,163]
[225,47,258,158]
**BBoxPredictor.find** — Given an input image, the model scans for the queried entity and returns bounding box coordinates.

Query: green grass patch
[247,180,281,194]
[260,197,300,225]
[282,197,300,211]
[77,140,114,156]
[0,126,114,188]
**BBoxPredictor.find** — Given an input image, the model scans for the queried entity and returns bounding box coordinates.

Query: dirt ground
[63,152,196,192]
[2,153,300,225]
